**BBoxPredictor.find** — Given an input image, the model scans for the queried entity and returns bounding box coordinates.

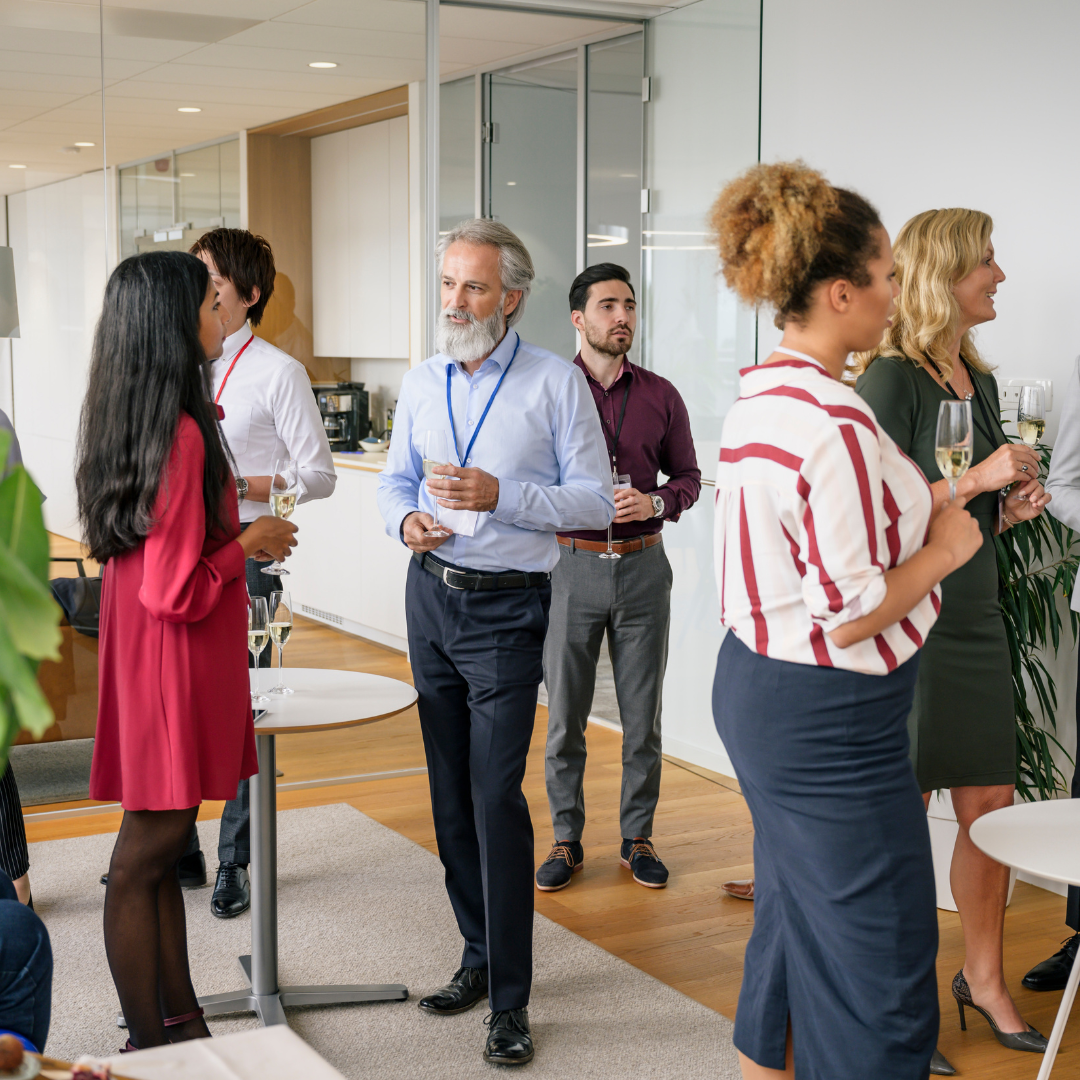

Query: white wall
[311,115,410,361]
[757,0,1080,777]
[8,170,115,540]
[0,198,12,422]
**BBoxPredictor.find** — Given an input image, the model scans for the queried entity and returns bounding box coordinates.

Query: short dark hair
[189,228,276,327]
[569,263,635,314]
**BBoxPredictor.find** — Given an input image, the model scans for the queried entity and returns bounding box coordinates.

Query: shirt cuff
[393,507,420,546]
[491,478,522,524]
[815,573,888,633]
[211,538,248,583]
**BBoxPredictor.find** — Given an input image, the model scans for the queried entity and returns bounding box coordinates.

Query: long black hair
[76,250,232,562]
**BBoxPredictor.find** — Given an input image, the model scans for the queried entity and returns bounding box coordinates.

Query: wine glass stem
[949,480,957,502]
[606,523,613,554]
[276,644,284,689]
[254,659,260,698]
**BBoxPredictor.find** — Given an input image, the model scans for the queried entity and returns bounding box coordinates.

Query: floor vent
[301,604,344,626]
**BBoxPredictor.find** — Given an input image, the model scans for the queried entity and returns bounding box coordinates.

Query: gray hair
[436,219,534,327]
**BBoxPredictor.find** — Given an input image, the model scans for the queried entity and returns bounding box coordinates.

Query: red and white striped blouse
[715,350,940,676]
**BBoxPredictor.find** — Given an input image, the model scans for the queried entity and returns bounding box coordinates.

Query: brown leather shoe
[721,878,754,900]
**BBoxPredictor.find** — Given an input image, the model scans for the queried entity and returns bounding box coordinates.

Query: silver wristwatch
[650,493,664,518]
[235,476,249,503]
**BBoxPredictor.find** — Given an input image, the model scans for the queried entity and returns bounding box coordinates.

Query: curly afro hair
[708,161,882,328]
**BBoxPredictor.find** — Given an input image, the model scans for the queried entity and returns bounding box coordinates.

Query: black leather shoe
[620,837,669,888]
[178,850,207,889]
[1022,933,1079,992]
[953,969,1047,1052]
[484,1008,533,1065]
[210,862,250,919]
[417,967,488,1014]
[930,1046,956,1075]
[535,840,583,891]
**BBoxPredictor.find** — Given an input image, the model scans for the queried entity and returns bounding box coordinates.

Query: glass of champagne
[599,472,632,561]
[1017,385,1045,447]
[422,430,452,538]
[262,457,298,576]
[935,399,973,502]
[269,590,294,696]
[248,595,270,707]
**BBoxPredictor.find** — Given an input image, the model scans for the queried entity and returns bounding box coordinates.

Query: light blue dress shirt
[377,329,615,573]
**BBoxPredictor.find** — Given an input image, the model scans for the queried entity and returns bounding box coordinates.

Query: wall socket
[999,378,1053,412]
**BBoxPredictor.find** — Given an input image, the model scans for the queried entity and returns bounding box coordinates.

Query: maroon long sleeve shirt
[558,355,702,543]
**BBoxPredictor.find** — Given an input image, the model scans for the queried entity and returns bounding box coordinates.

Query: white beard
[435,305,505,363]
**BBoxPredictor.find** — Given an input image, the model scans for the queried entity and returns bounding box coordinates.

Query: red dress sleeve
[138,414,246,623]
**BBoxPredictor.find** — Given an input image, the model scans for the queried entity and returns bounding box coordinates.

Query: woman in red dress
[76,251,296,1050]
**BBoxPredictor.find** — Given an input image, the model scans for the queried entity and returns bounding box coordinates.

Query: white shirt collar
[220,322,254,362]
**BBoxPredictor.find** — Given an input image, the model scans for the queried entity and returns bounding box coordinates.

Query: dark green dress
[856,355,1014,791]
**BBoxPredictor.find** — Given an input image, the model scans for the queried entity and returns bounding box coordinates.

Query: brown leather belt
[557,533,663,555]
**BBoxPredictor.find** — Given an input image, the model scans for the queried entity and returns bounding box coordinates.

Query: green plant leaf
[0,541,61,661]
[0,464,49,585]
[0,616,54,763]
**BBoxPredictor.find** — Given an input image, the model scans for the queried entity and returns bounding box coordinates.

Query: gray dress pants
[543,539,672,842]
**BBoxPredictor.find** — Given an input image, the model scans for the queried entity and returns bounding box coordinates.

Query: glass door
[485,53,579,361]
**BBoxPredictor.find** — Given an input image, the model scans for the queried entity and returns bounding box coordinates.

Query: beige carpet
[31,803,739,1078]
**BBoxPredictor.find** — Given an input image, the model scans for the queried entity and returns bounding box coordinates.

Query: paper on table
[105,1026,347,1080]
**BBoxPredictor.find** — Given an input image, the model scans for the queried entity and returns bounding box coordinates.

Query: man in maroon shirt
[536,263,700,892]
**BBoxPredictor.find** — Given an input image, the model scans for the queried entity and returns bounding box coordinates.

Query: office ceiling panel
[0,0,640,196]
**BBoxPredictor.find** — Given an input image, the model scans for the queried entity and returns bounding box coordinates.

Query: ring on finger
[1021,465,1029,472]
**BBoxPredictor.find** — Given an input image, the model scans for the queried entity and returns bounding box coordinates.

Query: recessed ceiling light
[178,107,201,113]
[179,172,195,177]
[9,164,26,169]
[309,61,337,68]
[506,181,517,186]
[75,141,95,147]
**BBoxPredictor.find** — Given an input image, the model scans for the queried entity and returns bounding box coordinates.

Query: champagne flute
[248,595,270,707]
[422,430,452,538]
[599,472,632,561]
[261,456,298,576]
[269,590,294,696]
[1017,385,1045,447]
[935,399,973,503]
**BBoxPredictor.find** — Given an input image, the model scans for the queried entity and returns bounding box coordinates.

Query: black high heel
[952,970,1047,1053]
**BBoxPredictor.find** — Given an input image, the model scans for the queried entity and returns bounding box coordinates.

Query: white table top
[969,799,1080,886]
[102,1024,346,1079]
[249,667,417,735]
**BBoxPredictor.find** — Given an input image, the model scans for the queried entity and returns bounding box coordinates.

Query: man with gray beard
[377,219,614,1066]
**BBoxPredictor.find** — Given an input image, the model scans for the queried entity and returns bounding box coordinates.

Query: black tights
[103,806,210,1049]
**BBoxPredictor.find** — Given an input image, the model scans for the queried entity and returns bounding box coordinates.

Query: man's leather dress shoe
[210,862,250,918]
[417,967,488,1014]
[484,1008,533,1065]
[1022,932,1079,991]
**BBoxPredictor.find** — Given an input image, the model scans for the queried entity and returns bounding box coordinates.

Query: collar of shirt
[444,327,519,379]
[221,322,254,362]
[574,353,632,388]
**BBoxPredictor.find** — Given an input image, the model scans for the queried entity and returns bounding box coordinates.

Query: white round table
[970,799,1080,1078]
[198,668,418,1028]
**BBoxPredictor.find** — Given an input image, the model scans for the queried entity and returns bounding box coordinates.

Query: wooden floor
[26,555,1077,1076]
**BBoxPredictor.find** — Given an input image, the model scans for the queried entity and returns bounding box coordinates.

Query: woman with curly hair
[854,210,1049,1057]
[710,162,982,1080]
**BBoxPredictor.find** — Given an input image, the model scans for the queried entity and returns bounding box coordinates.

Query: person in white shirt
[186,228,336,919]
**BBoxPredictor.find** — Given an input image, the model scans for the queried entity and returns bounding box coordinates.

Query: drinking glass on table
[599,472,632,561]
[935,399,973,503]
[269,590,294,696]
[262,457,298,576]
[248,595,270,707]
[422,430,452,538]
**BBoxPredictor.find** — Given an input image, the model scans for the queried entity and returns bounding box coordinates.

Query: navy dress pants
[714,634,938,1080]
[406,556,550,1012]
[0,871,51,1052]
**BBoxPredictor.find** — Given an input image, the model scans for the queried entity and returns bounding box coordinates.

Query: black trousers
[406,556,550,1012]
[1068,646,1080,932]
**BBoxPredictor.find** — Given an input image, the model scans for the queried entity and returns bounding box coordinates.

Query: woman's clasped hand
[238,514,298,564]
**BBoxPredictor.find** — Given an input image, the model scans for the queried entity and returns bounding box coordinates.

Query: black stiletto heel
[951,970,1047,1053]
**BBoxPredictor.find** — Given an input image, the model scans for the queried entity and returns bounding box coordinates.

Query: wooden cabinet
[311,116,409,360]
[285,462,411,652]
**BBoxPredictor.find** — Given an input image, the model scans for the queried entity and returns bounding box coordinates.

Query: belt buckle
[442,565,468,590]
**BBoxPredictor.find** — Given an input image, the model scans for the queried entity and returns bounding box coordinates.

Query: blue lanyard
[446,335,521,466]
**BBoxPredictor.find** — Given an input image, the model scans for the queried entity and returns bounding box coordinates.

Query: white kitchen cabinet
[311,116,410,360]
[286,461,411,652]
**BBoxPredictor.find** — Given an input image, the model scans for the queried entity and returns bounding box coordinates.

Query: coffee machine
[312,382,370,452]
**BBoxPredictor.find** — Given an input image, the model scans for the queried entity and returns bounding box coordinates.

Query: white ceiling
[0,0,662,197]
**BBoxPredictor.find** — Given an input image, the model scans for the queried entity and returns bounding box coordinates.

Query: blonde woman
[711,164,982,1080]
[854,209,1049,1057]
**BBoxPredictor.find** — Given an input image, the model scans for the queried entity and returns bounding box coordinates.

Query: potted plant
[0,429,60,769]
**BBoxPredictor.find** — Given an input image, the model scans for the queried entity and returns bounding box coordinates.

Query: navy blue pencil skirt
[713,633,938,1079]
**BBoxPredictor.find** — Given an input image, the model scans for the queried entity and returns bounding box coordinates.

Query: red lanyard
[214,335,254,404]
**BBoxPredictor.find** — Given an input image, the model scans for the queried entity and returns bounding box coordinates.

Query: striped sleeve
[794,413,889,632]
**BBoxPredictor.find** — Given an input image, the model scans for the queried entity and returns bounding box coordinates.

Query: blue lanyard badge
[446,335,521,467]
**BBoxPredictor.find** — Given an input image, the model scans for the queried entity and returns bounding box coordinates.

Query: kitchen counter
[332,450,388,473]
